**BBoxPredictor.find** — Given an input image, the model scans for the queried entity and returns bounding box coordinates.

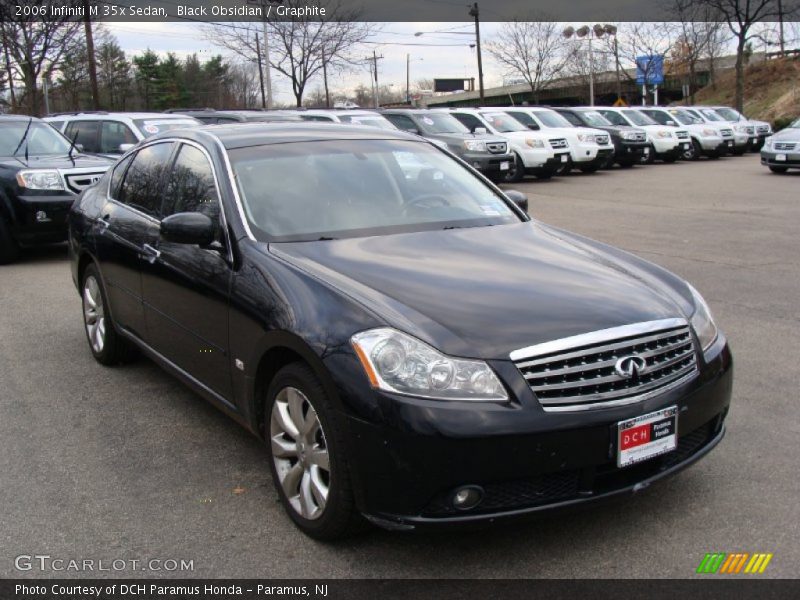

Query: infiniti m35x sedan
[68,124,732,539]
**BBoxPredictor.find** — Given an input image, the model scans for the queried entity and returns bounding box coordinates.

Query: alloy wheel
[83,275,106,354]
[270,386,330,520]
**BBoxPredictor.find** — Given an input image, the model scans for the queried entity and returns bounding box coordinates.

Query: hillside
[693,57,799,127]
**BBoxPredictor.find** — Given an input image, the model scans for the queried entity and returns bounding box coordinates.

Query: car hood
[771,128,800,142]
[432,132,507,144]
[0,153,112,171]
[269,222,693,360]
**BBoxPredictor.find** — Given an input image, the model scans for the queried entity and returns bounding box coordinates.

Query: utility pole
[469,3,484,103]
[42,74,50,115]
[406,53,410,104]
[255,33,266,109]
[365,51,383,108]
[83,0,100,110]
[614,36,622,102]
[1,26,16,110]
[778,0,785,54]
[322,48,330,108]
[262,18,273,108]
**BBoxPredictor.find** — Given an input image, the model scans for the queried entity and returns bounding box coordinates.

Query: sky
[102,21,510,105]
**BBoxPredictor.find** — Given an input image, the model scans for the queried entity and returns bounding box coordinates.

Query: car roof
[0,114,42,123]
[150,122,423,150]
[53,112,196,120]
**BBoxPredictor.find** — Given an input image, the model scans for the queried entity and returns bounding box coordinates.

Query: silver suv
[761,117,800,174]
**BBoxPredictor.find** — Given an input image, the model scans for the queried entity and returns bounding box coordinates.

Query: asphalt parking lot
[1,154,798,579]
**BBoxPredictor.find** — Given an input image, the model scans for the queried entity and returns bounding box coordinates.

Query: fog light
[451,485,483,510]
[473,162,482,169]
[36,210,50,223]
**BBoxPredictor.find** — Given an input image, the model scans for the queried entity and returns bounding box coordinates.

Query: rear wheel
[266,362,363,540]
[617,158,635,168]
[640,144,656,164]
[81,263,137,365]
[0,217,20,265]
[501,153,524,183]
[733,147,746,156]
[769,166,788,173]
[683,140,700,161]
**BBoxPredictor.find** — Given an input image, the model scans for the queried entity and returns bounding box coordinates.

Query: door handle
[96,214,110,232]
[141,243,161,264]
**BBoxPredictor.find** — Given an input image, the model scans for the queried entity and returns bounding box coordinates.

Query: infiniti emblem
[615,355,647,380]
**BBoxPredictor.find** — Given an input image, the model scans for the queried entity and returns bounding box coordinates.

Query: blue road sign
[636,55,664,85]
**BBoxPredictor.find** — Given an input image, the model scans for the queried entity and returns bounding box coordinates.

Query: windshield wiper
[316,236,338,241]
[67,130,79,166]
[12,117,33,163]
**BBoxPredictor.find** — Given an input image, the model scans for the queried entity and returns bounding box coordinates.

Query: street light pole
[406,53,410,104]
[469,3,485,103]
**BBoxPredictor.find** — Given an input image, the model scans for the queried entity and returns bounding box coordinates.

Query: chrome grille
[745,126,755,135]
[720,128,733,137]
[774,142,797,151]
[675,130,689,140]
[757,125,770,134]
[510,319,698,412]
[64,172,106,195]
[595,134,610,145]
[549,138,568,149]
[486,141,508,154]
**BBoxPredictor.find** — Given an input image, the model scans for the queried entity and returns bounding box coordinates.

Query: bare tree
[205,0,374,107]
[0,1,82,115]
[486,18,571,103]
[670,2,728,102]
[701,0,793,111]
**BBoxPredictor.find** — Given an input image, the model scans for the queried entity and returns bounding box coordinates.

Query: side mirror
[474,127,487,134]
[408,127,420,135]
[526,123,540,131]
[161,212,216,246]
[666,121,677,126]
[118,143,135,153]
[75,143,84,152]
[504,190,528,213]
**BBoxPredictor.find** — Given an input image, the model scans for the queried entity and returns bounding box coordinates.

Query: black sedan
[68,123,732,539]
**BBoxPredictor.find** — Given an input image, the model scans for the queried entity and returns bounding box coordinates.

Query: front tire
[265,362,362,540]
[81,263,137,365]
[769,166,788,173]
[579,164,599,174]
[684,140,700,161]
[641,144,656,164]
[501,153,524,183]
[0,217,20,265]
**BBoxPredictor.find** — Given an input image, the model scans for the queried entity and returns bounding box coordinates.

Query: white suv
[597,107,689,163]
[499,107,613,173]
[44,112,201,158]
[436,108,570,181]
[685,107,748,155]
[706,106,770,152]
[292,109,398,130]
[637,107,729,160]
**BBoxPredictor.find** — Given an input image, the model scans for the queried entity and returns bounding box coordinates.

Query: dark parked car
[68,123,732,539]
[168,109,302,124]
[0,115,112,264]
[552,107,650,167]
[382,109,515,183]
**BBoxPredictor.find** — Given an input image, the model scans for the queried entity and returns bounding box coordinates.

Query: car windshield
[0,120,72,156]
[598,110,628,126]
[699,109,723,122]
[416,113,469,134]
[133,118,199,138]
[621,110,657,126]
[481,113,528,133]
[790,118,800,128]
[668,110,701,125]
[579,111,613,127]
[230,139,521,242]
[715,107,742,121]
[337,115,396,130]
[532,111,572,128]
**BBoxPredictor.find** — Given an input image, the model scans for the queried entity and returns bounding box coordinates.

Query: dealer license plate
[643,147,650,155]
[681,143,690,150]
[727,140,734,147]
[775,154,787,162]
[617,406,678,468]
[560,154,568,163]
[500,161,510,170]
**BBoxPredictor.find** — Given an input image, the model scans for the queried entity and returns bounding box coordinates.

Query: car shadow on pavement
[11,243,69,264]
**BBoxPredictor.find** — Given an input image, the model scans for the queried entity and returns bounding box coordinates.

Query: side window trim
[110,141,177,222]
[108,153,134,202]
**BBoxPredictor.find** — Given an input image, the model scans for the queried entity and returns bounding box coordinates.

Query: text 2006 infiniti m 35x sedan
[68,124,732,539]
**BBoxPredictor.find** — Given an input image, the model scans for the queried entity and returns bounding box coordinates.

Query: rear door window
[384,114,418,132]
[64,121,101,153]
[559,112,583,127]
[99,121,138,154]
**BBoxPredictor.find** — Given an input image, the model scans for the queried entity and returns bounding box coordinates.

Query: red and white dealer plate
[617,406,678,468]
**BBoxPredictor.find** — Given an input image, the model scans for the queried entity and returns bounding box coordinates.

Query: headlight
[702,128,717,137]
[525,138,545,148]
[351,328,508,401]
[463,140,487,152]
[687,284,718,352]
[734,124,748,133]
[764,136,773,150]
[16,170,64,191]
[622,131,639,141]
[577,133,595,143]
[656,130,673,139]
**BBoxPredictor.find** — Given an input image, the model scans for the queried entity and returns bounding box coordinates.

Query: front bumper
[461,152,515,176]
[615,141,648,162]
[340,337,733,529]
[526,151,571,174]
[8,193,75,246]
[569,143,600,164]
[761,150,800,169]
[650,137,680,154]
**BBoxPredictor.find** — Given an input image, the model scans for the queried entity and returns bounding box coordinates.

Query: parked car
[0,115,112,264]
[551,107,649,167]
[596,107,689,164]
[381,109,515,183]
[684,107,746,155]
[435,108,570,181]
[636,107,728,160]
[167,109,302,124]
[760,117,800,173]
[69,123,731,539]
[44,112,201,158]
[498,107,613,173]
[291,109,398,131]
[706,106,770,151]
